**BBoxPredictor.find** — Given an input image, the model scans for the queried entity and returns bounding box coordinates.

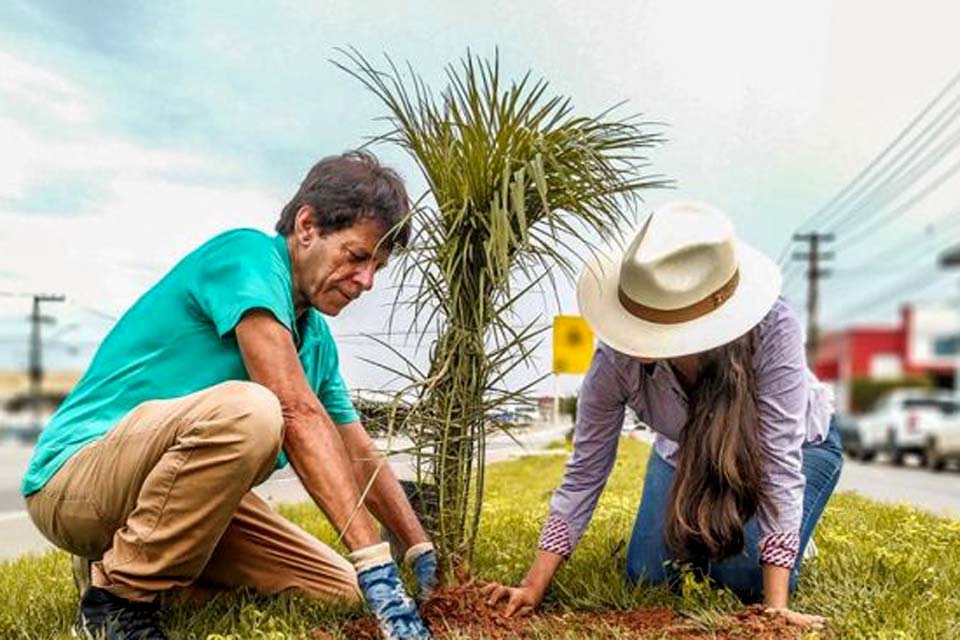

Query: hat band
[617,270,740,325]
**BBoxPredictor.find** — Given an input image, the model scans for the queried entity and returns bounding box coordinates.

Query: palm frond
[337,48,668,572]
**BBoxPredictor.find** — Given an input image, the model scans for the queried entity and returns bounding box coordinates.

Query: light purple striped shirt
[539,297,834,568]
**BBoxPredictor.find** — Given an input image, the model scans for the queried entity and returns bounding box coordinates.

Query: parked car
[835,413,863,458]
[854,389,959,465]
[925,406,960,471]
[490,405,538,429]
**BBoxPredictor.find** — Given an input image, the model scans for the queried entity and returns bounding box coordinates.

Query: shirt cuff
[758,531,800,569]
[538,515,573,559]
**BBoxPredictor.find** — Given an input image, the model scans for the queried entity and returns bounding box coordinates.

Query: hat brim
[577,242,782,358]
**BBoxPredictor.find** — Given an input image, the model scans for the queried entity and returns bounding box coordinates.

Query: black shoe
[75,587,168,640]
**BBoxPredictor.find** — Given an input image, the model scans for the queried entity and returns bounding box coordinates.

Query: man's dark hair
[275,150,411,250]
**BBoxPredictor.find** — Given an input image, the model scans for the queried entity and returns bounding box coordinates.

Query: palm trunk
[340,47,666,577]
[420,288,491,577]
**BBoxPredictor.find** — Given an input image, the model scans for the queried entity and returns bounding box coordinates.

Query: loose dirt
[315,581,821,639]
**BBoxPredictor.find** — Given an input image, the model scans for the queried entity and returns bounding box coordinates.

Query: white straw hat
[577,201,782,358]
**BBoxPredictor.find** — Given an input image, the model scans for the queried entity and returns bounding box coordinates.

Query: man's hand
[481,582,543,618]
[764,607,827,630]
[405,543,438,602]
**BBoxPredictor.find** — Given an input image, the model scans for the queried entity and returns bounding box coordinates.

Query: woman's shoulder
[758,296,803,345]
[592,341,645,390]
[753,296,806,377]
[596,341,643,373]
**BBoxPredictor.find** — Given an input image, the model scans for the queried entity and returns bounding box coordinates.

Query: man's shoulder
[187,229,286,278]
[198,228,276,255]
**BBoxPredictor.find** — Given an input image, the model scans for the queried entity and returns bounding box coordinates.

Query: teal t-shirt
[22,229,359,496]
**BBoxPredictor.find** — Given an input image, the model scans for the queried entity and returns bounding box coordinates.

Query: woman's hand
[483,549,563,618]
[481,582,543,618]
[764,607,827,630]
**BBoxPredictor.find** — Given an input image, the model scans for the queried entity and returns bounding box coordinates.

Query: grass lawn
[2,438,959,638]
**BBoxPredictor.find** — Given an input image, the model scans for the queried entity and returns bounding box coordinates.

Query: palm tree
[337,49,668,576]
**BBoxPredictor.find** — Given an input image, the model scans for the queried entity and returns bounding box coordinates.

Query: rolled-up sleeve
[754,304,808,569]
[539,345,627,558]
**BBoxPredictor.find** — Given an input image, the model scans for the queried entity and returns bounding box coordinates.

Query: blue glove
[406,545,439,602]
[357,561,433,640]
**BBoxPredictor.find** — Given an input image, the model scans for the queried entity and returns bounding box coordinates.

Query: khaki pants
[26,381,360,604]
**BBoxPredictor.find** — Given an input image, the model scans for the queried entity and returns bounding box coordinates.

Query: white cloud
[4,1,960,386]
[0,48,283,320]
[0,47,96,126]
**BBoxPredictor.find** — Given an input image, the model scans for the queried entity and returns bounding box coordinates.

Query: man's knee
[209,381,284,457]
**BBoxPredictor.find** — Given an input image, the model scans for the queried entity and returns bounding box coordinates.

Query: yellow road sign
[553,315,594,374]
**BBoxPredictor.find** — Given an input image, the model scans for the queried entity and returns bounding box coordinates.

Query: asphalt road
[1,428,958,561]
[0,421,573,560]
[835,453,960,518]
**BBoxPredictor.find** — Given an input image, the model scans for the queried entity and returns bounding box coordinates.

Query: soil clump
[317,581,819,639]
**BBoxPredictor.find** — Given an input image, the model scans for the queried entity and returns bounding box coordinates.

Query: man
[22,151,436,640]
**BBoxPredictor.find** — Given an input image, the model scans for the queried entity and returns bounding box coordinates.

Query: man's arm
[235,310,380,551]
[340,422,430,552]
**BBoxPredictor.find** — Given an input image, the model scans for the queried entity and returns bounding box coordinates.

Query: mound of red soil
[318,582,819,639]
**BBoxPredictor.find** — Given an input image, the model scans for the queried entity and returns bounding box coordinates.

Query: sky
[1,0,959,394]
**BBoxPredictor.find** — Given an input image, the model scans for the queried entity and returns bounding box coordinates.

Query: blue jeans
[625,421,843,603]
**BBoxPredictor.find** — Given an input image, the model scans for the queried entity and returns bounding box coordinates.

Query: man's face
[288,207,390,316]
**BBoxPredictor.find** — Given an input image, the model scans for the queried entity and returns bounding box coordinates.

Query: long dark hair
[663,326,772,561]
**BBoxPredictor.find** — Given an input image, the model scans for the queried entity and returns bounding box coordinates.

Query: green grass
[2,439,959,638]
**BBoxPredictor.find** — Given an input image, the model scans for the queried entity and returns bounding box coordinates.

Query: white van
[855,389,959,465]
[925,402,960,471]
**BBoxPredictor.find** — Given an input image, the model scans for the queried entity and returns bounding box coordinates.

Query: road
[835,454,960,518]
[0,420,573,560]
[1,427,958,561]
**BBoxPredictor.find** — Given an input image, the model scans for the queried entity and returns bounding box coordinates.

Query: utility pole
[27,294,66,423]
[792,233,834,364]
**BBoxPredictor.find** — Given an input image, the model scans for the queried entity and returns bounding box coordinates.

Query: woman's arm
[762,564,791,608]
[762,565,825,629]
[487,345,630,614]
[754,301,811,610]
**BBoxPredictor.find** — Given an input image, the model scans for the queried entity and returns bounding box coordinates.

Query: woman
[484,201,841,630]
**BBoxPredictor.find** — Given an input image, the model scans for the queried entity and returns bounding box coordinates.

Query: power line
[775,70,960,337]
[777,68,960,264]
[823,265,948,326]
[821,96,960,239]
[837,219,960,275]
[828,150,960,256]
[817,71,960,234]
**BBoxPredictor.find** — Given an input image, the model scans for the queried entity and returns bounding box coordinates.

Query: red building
[813,304,958,412]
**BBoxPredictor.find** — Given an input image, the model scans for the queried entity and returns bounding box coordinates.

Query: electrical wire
[776,69,960,264]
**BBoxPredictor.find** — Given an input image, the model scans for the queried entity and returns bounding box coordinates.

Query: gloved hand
[352,543,433,640]
[404,542,439,602]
